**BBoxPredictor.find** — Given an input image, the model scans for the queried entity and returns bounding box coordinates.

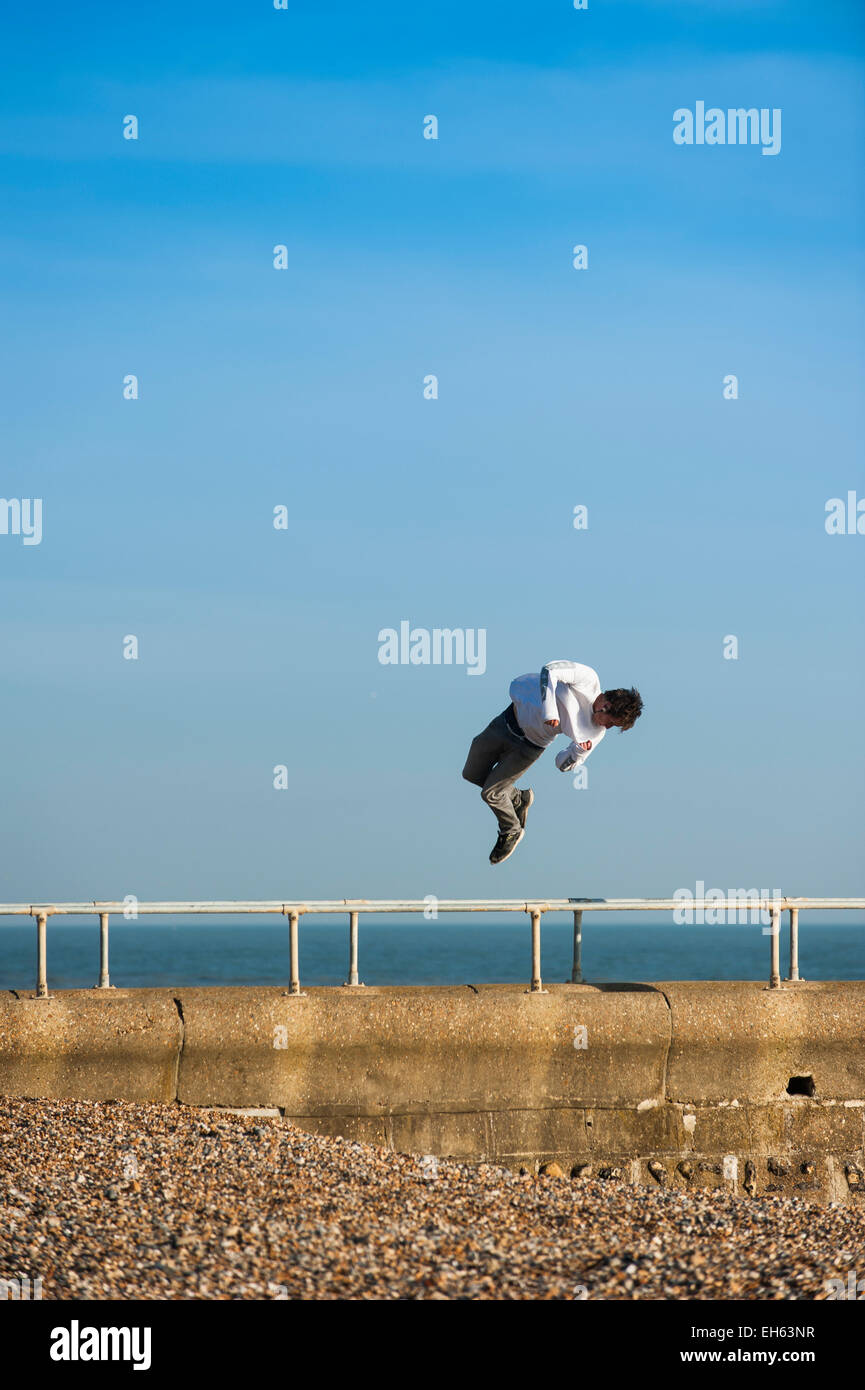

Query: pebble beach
[1,1097,863,1301]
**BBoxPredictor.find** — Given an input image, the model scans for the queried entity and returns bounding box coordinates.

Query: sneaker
[514,787,534,830]
[490,827,524,865]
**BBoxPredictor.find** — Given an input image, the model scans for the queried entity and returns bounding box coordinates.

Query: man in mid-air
[462,659,643,864]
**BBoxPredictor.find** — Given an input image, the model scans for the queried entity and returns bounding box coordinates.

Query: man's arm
[539,660,599,716]
[555,746,591,772]
[553,698,594,772]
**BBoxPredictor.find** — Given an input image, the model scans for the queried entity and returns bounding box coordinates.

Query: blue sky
[0,0,863,909]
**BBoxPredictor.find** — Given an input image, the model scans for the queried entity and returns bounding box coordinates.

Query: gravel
[0,1097,862,1300]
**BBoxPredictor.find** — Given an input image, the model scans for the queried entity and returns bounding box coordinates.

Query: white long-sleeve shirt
[509,661,605,771]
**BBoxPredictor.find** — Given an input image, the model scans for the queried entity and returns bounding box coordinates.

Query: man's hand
[556,740,592,772]
[544,718,560,728]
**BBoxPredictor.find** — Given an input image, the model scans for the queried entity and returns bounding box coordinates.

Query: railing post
[35,912,49,998]
[96,912,112,989]
[343,910,363,986]
[788,907,800,982]
[527,908,547,993]
[288,910,303,995]
[570,910,583,983]
[768,903,781,988]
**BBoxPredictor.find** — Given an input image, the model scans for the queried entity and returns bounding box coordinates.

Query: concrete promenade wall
[1,981,863,1204]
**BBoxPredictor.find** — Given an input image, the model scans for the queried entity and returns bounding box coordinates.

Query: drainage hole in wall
[787,1075,816,1097]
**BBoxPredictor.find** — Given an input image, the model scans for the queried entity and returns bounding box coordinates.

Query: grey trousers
[462,708,545,835]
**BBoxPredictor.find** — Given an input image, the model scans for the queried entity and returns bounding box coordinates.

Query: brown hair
[603,687,643,731]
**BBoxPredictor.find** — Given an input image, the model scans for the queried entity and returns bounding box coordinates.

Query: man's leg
[463,713,543,833]
[479,743,540,835]
[462,721,504,796]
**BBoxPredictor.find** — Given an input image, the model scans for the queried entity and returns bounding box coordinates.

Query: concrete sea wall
[1,981,863,1204]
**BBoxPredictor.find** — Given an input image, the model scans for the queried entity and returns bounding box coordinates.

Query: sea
[1,918,862,990]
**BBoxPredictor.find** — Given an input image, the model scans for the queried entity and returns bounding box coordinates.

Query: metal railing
[1,897,862,997]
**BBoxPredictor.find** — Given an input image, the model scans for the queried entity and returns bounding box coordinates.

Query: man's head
[592,688,643,731]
